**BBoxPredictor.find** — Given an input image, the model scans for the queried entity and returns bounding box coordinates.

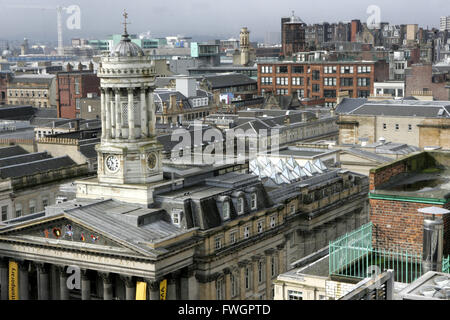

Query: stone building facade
[7,75,56,108]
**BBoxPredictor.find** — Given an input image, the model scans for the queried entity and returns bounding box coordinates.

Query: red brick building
[281,15,306,57]
[56,67,100,119]
[405,63,450,100]
[258,60,389,107]
[369,152,450,256]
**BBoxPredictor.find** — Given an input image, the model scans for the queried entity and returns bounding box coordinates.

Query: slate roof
[79,143,98,159]
[0,156,76,179]
[0,145,28,158]
[337,99,450,118]
[202,73,257,89]
[0,105,35,121]
[344,148,393,163]
[0,152,52,168]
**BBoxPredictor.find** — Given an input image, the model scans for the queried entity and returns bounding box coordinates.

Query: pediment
[0,216,123,249]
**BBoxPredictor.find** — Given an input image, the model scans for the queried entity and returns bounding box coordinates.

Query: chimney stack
[67,63,73,72]
[89,61,94,72]
[78,62,83,71]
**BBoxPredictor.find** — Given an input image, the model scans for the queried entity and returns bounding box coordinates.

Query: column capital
[251,255,263,262]
[237,260,250,268]
[276,243,286,251]
[264,248,276,256]
[99,272,112,284]
[127,87,134,94]
[222,267,231,275]
[120,275,134,287]
[145,279,160,290]
[0,257,8,268]
[18,261,29,272]
[186,265,197,277]
[81,269,90,281]
[36,263,49,273]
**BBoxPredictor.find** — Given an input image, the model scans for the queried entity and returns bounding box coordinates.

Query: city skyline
[0,0,449,43]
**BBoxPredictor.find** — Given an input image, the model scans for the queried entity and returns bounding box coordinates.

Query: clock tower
[95,11,163,185]
[76,12,172,206]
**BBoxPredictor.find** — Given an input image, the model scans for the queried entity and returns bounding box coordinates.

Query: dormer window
[251,193,257,210]
[237,197,244,215]
[171,210,181,227]
[223,201,230,220]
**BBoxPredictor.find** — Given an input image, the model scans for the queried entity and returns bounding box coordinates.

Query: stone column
[0,258,8,300]
[187,266,198,300]
[110,94,116,139]
[166,274,177,300]
[264,249,275,299]
[238,261,247,300]
[147,280,160,301]
[19,262,29,300]
[127,88,135,140]
[180,271,189,300]
[140,87,148,138]
[100,273,113,300]
[37,264,50,300]
[58,266,69,301]
[252,256,260,297]
[100,89,106,139]
[147,88,156,137]
[50,265,60,300]
[81,270,91,300]
[115,89,122,138]
[122,276,135,300]
[277,243,286,274]
[105,88,112,139]
[223,268,231,300]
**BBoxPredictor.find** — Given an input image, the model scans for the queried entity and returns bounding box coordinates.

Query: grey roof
[0,152,52,168]
[79,143,98,159]
[335,98,368,114]
[338,99,450,118]
[202,73,256,89]
[0,145,28,158]
[0,105,35,121]
[110,33,145,57]
[344,148,393,163]
[0,156,76,179]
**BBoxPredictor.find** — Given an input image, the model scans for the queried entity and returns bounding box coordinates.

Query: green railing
[443,255,450,274]
[329,222,423,283]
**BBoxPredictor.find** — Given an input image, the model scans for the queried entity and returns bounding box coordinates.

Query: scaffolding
[329,222,423,283]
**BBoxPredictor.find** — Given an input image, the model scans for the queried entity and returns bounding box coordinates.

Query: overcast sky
[0,0,449,43]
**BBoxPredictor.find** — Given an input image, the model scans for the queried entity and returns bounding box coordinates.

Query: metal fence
[443,255,450,274]
[329,222,423,283]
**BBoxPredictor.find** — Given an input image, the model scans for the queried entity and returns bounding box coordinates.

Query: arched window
[237,197,244,215]
[223,201,230,220]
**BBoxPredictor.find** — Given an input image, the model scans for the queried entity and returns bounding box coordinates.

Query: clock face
[147,153,157,170]
[105,155,120,173]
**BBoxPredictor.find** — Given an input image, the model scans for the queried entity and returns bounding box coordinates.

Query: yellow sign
[159,279,167,300]
[8,261,19,300]
[136,281,147,300]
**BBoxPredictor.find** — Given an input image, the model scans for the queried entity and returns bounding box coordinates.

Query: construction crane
[5,4,67,55]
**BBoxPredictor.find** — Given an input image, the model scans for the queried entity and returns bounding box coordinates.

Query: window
[245,266,252,290]
[288,290,303,300]
[395,124,399,131]
[261,66,273,74]
[357,78,370,87]
[270,215,277,228]
[171,211,181,226]
[261,77,273,85]
[216,278,224,300]
[324,90,336,98]
[323,78,336,86]
[340,78,353,87]
[257,220,264,234]
[296,89,305,98]
[244,226,250,239]
[312,84,320,93]
[312,70,320,80]
[42,197,49,208]
[357,90,370,98]
[230,230,238,244]
[290,204,296,214]
[237,198,244,215]
[231,273,238,298]
[292,66,304,73]
[292,77,304,86]
[222,201,230,220]
[271,256,277,277]
[276,66,288,73]
[408,124,412,131]
[76,99,80,110]
[276,77,288,85]
[324,66,337,74]
[258,260,264,283]
[276,89,288,95]
[251,193,257,210]
[29,200,36,214]
[340,66,354,74]
[15,204,22,218]
[215,236,223,250]
[75,78,80,94]
[357,65,372,73]
[383,123,387,130]
[1,206,8,221]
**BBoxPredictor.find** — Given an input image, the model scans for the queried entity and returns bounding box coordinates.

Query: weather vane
[123,10,130,34]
